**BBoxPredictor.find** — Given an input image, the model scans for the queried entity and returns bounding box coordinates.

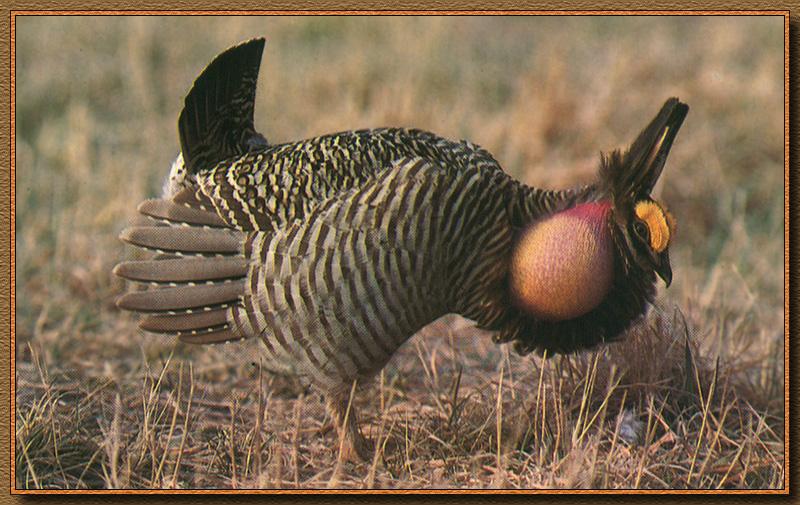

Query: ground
[14,15,785,490]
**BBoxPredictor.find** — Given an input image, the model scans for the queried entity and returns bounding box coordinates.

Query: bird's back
[189,127,502,231]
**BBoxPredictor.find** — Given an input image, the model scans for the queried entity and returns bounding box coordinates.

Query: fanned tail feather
[137,199,229,228]
[113,257,247,283]
[115,194,249,345]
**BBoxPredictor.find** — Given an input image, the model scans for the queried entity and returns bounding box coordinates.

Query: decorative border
[5,9,790,496]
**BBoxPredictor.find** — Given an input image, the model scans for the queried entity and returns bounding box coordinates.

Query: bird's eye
[633,220,649,241]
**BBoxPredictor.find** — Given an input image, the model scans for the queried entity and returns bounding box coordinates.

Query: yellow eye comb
[634,200,675,253]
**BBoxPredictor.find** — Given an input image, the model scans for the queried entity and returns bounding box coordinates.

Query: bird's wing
[233,157,449,383]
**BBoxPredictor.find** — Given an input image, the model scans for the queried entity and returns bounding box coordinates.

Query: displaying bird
[114,38,688,461]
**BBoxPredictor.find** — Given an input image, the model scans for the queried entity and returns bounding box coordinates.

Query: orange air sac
[509,201,614,322]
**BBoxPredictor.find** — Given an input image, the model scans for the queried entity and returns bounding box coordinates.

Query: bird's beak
[654,250,672,287]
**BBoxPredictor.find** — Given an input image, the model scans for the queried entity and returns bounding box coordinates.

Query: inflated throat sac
[509,201,614,321]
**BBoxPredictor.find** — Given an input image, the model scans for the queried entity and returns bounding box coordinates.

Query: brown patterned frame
[4,7,791,499]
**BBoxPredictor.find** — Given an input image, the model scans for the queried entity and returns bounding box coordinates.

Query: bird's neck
[507,199,615,322]
[563,200,613,222]
[440,175,618,333]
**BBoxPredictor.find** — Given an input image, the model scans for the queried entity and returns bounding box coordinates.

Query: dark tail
[178,38,268,176]
[114,189,249,344]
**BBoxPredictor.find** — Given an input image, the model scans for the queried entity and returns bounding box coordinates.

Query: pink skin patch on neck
[509,201,614,321]
[564,201,613,221]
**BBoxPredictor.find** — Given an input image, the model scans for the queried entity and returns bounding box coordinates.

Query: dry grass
[14,15,785,490]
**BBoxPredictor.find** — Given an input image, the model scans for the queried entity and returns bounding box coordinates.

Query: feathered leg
[326,382,373,462]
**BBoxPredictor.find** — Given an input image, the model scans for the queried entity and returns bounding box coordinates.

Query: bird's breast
[508,201,614,321]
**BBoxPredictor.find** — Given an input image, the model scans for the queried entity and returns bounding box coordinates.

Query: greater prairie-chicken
[114,38,688,460]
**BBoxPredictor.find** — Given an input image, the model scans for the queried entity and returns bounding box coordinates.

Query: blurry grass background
[14,15,784,489]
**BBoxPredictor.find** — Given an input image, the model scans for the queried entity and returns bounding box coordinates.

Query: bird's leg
[326,382,374,462]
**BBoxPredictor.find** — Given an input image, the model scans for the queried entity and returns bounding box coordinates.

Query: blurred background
[14,15,784,489]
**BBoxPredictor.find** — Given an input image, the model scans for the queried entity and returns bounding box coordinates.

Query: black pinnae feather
[178,38,268,175]
[600,98,689,203]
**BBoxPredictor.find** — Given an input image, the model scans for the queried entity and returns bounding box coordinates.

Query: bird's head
[508,98,687,324]
[601,97,688,288]
[617,198,676,287]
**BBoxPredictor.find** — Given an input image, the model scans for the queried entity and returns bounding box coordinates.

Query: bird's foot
[336,430,375,463]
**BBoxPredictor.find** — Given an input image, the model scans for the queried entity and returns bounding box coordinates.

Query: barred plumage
[115,38,688,460]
